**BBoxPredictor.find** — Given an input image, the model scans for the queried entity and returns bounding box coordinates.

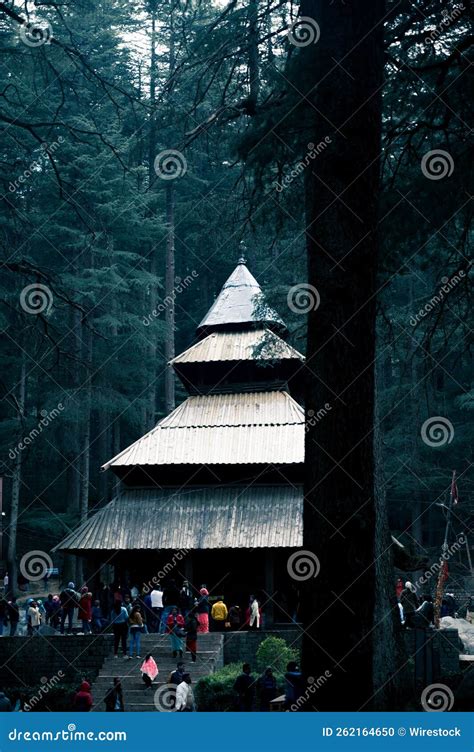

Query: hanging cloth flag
[451,470,459,505]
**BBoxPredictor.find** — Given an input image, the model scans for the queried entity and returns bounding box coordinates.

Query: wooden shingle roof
[102,391,304,469]
[53,485,303,551]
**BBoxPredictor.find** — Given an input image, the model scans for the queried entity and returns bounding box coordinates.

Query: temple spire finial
[238,240,247,265]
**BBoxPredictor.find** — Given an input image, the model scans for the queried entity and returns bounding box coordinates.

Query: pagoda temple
[55,259,306,624]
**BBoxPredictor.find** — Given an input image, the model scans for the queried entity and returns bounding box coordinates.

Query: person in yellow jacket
[211,598,228,631]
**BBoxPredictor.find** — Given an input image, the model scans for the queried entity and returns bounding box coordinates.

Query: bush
[194,663,242,711]
[256,636,299,674]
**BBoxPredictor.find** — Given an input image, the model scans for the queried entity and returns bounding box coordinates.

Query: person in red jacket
[166,607,185,659]
[78,587,93,634]
[73,680,93,711]
[395,578,404,601]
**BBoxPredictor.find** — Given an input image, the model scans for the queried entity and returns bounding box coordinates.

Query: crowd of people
[0,577,264,646]
[68,659,197,712]
[64,658,306,713]
[395,578,466,629]
[0,574,303,713]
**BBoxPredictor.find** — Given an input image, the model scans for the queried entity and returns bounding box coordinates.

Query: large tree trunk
[163,16,176,414]
[76,323,92,587]
[300,0,396,709]
[146,2,158,429]
[7,355,26,596]
[62,306,82,586]
[164,181,175,413]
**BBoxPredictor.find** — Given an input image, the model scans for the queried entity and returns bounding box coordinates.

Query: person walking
[444,592,457,617]
[228,604,241,631]
[249,595,260,630]
[111,601,129,658]
[211,597,228,631]
[78,587,92,634]
[185,608,198,662]
[179,580,194,618]
[7,598,19,636]
[59,582,79,634]
[50,596,62,630]
[196,587,210,633]
[73,680,93,711]
[43,594,55,626]
[99,583,114,621]
[257,667,277,711]
[284,662,305,710]
[28,601,42,634]
[415,595,435,627]
[400,582,418,629]
[175,673,195,712]
[234,663,255,711]
[150,584,163,633]
[166,607,185,659]
[160,579,180,633]
[0,599,7,636]
[168,661,185,687]
[165,661,185,710]
[140,654,158,688]
[104,678,124,711]
[91,600,108,633]
[128,605,143,659]
[395,577,404,600]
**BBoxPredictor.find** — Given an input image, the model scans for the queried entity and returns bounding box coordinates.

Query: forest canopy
[0,1,471,615]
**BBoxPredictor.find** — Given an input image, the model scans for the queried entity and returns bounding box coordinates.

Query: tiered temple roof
[55,260,305,553]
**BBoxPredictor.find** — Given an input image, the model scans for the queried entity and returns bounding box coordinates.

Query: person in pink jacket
[140,654,159,688]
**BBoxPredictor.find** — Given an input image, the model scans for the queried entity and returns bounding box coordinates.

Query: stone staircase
[90,633,223,712]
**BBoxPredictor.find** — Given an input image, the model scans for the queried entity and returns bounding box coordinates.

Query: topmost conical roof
[196,257,287,337]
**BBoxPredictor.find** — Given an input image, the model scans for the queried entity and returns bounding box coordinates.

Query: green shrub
[256,636,299,674]
[194,663,242,711]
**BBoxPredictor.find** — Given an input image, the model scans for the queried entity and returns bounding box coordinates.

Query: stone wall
[223,629,302,666]
[403,627,461,679]
[222,628,460,680]
[0,635,113,687]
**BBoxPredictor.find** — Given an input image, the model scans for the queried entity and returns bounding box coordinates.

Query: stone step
[90,632,223,712]
[94,668,209,682]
